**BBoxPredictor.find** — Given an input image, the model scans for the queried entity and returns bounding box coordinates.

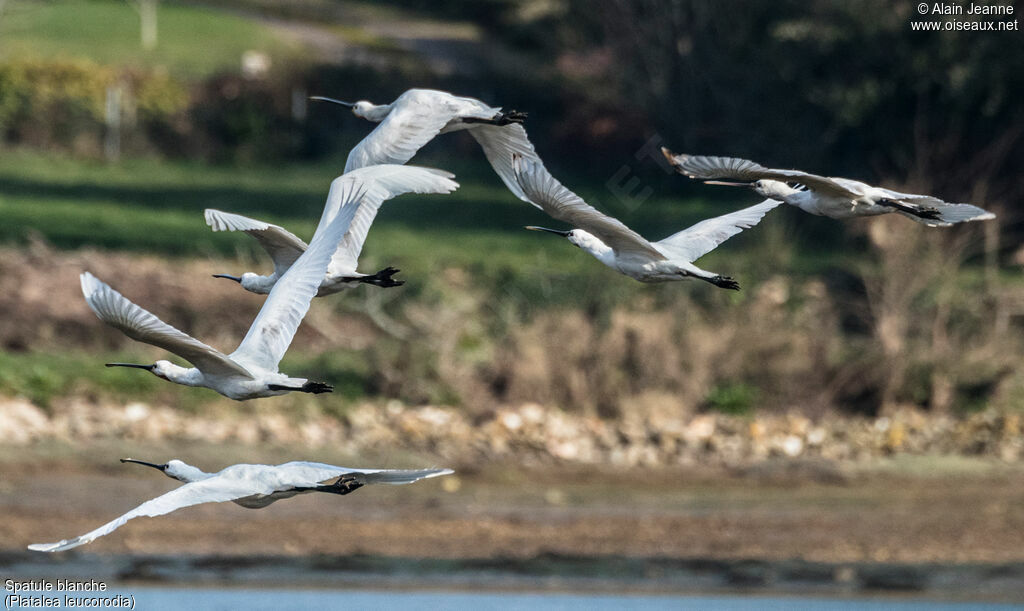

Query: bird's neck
[171,465,214,483]
[574,231,616,266]
[163,365,203,387]
[240,274,276,294]
[358,103,393,123]
[758,180,801,201]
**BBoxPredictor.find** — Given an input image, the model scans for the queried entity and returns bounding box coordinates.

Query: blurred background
[1,0,1023,599]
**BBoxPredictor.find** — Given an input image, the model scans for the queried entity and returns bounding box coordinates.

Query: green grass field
[0,148,804,275]
[0,0,299,77]
[1,148,1007,412]
[0,149,799,410]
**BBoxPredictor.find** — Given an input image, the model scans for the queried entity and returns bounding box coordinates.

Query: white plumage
[28,458,453,552]
[662,149,996,227]
[83,166,458,399]
[207,165,459,295]
[514,155,780,290]
[313,88,542,202]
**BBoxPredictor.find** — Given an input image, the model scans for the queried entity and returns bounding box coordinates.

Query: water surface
[112,588,1023,610]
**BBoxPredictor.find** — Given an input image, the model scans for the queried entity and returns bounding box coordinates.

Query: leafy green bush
[0,58,189,156]
[704,383,759,416]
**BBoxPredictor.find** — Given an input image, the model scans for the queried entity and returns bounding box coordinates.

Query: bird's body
[28,458,453,552]
[514,156,780,290]
[661,150,995,226]
[208,165,459,296]
[81,272,325,401]
[313,88,542,202]
[83,166,459,400]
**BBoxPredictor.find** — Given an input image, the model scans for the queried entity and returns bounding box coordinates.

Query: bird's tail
[896,202,995,227]
[356,468,454,485]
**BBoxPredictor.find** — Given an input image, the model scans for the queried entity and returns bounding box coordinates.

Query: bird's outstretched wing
[513,156,665,260]
[662,150,860,199]
[325,165,460,275]
[80,272,253,378]
[231,167,458,371]
[469,123,543,203]
[27,476,258,552]
[204,209,308,277]
[277,461,454,486]
[228,181,365,372]
[654,199,782,262]
[344,92,460,173]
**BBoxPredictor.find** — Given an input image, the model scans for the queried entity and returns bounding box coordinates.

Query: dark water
[100,588,1023,610]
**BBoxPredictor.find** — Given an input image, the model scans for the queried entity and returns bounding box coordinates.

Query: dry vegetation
[2,214,1021,423]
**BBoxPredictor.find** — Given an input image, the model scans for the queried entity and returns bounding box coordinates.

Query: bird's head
[524,226,606,253]
[351,100,377,118]
[151,360,178,380]
[121,458,207,482]
[212,272,269,293]
[162,459,206,481]
[106,360,181,381]
[750,179,793,199]
[309,96,386,121]
[703,178,793,200]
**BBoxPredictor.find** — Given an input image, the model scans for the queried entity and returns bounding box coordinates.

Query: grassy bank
[0,150,1019,416]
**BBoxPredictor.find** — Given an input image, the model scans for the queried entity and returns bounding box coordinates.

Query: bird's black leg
[877,199,942,220]
[314,475,364,496]
[345,266,404,288]
[294,476,363,495]
[300,381,333,394]
[462,110,528,126]
[705,275,740,291]
[267,381,334,394]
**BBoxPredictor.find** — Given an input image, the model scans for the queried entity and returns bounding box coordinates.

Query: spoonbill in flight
[513,156,780,290]
[28,458,453,552]
[206,166,457,295]
[83,166,459,400]
[311,88,543,202]
[661,149,995,226]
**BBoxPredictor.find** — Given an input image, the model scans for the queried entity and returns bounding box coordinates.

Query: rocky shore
[2,395,1020,468]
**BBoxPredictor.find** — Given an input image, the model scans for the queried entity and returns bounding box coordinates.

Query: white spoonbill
[28,458,453,552]
[311,88,542,202]
[513,156,780,290]
[84,167,459,400]
[207,165,458,296]
[661,149,995,227]
[207,209,403,291]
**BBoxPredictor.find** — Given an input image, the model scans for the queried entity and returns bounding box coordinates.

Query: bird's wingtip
[203,208,221,228]
[27,542,62,552]
[660,147,681,164]
[79,271,100,296]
